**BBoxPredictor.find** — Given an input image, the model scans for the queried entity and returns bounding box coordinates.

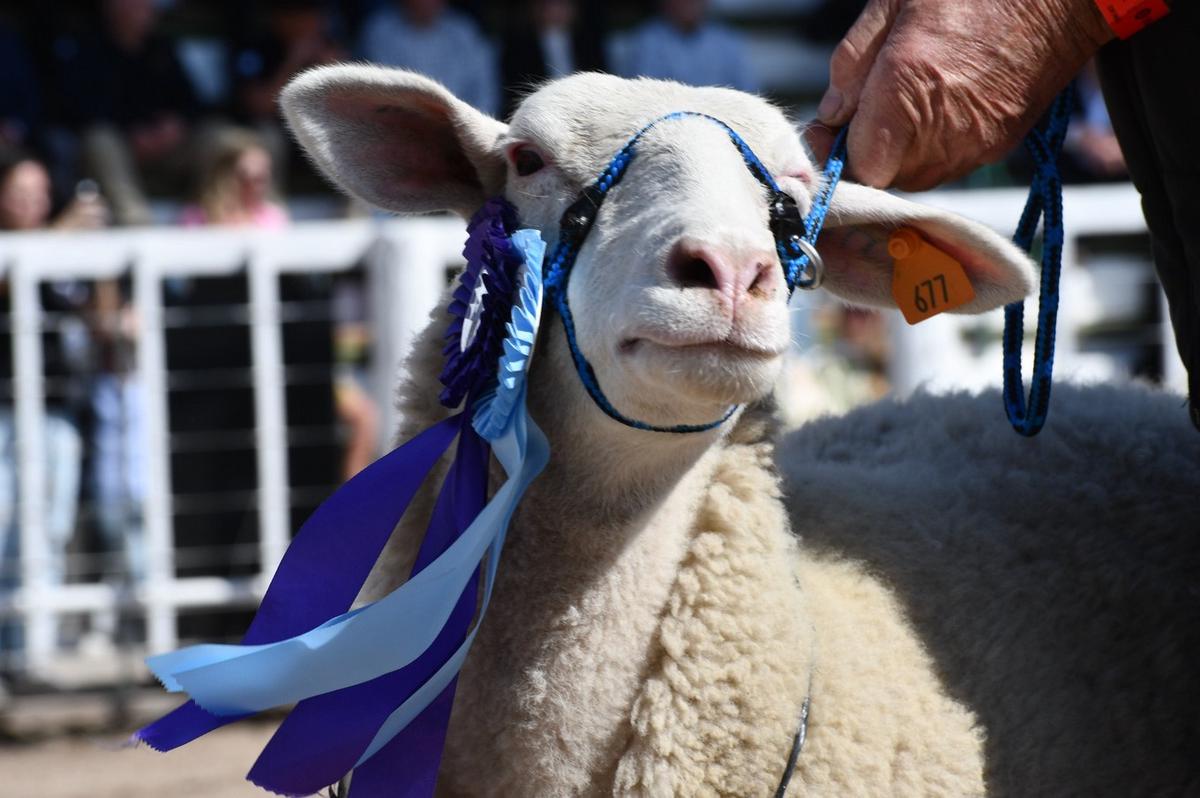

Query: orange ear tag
[889,227,976,325]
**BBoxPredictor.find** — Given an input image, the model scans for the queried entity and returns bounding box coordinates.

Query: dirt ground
[0,722,302,798]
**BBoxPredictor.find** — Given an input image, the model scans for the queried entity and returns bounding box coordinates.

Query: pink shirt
[179,202,290,229]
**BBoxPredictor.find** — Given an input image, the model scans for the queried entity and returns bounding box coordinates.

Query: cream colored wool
[780,383,1200,797]
[359,317,993,797]
[374,331,1200,797]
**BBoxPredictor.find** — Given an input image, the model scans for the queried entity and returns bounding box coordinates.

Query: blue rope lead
[1002,87,1073,437]
[775,129,846,292]
[543,113,848,434]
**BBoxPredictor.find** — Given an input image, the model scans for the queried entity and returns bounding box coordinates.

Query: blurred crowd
[0,0,1132,685]
[0,0,1128,227]
[0,0,788,679]
[0,0,775,229]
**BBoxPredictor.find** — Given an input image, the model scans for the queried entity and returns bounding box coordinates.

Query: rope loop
[1002,86,1074,436]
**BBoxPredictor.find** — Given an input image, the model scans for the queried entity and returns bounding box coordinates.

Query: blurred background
[0,0,1183,794]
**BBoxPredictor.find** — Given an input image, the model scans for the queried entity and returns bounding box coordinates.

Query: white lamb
[280,65,1200,797]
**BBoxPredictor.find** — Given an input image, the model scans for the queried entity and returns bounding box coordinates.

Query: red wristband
[1095,0,1170,39]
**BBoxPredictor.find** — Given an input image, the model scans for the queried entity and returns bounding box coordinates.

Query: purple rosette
[439,197,526,409]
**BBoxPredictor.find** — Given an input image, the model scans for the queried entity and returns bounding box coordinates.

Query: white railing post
[371,221,454,443]
[248,250,291,582]
[133,251,177,655]
[367,233,403,445]
[11,254,53,670]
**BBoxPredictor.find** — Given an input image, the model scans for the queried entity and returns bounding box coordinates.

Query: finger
[844,75,916,188]
[802,122,837,165]
[818,0,898,126]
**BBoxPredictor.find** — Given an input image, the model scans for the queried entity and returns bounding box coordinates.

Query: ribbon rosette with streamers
[134,198,548,798]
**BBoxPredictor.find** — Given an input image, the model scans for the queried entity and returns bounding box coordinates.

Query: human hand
[808,0,1114,190]
[53,188,109,231]
[55,198,107,229]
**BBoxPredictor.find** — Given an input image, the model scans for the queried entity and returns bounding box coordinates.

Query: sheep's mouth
[620,337,784,360]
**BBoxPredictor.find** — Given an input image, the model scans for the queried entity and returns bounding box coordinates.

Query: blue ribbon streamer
[243,425,489,795]
[144,243,548,717]
[134,413,464,752]
[137,226,549,797]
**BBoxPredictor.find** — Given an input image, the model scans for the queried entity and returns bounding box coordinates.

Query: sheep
[280,64,1200,797]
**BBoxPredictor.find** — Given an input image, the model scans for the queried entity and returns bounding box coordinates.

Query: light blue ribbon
[359,400,547,763]
[145,229,549,736]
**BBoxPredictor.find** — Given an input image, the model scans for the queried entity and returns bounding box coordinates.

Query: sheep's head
[282,65,1033,435]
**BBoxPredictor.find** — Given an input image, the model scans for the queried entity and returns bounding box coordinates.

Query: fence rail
[892,183,1183,397]
[0,218,464,678]
[0,184,1178,685]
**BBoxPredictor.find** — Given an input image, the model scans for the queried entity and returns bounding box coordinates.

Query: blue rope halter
[542,112,848,434]
[1003,87,1073,437]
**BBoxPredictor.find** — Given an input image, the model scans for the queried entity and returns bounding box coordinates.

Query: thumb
[845,77,916,188]
[803,122,837,166]
[817,0,898,127]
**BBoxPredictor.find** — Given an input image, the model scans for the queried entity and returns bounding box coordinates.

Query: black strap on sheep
[774,694,812,796]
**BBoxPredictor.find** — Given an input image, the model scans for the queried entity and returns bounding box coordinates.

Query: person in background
[0,19,42,153]
[0,154,107,232]
[180,128,289,229]
[332,276,381,482]
[358,0,499,116]
[1065,62,1127,182]
[1006,62,1126,186]
[0,150,97,676]
[180,129,378,482]
[46,0,200,226]
[228,0,345,191]
[611,0,757,93]
[499,0,607,119]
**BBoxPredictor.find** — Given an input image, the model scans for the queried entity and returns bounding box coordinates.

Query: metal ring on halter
[791,237,825,290]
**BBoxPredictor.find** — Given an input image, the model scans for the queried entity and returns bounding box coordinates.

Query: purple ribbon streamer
[135,413,464,753]
[348,679,459,798]
[244,425,490,796]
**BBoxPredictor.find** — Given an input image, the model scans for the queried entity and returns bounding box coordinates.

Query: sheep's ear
[815,182,1035,314]
[280,64,508,217]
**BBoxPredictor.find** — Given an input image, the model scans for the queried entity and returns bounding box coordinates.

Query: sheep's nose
[666,239,782,306]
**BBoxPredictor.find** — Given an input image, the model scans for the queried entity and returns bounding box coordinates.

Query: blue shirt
[358,8,499,116]
[612,19,758,94]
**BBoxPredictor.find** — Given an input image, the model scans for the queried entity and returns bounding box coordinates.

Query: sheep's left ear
[280,64,508,218]
[815,182,1035,313]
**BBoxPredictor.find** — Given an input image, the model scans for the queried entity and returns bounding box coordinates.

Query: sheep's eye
[513,147,545,177]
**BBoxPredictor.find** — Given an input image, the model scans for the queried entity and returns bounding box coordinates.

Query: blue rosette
[473,228,546,441]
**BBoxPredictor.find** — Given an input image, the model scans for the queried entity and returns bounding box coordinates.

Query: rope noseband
[542,113,848,434]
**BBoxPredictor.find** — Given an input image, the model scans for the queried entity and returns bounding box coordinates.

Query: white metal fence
[0,184,1178,686]
[891,183,1185,397]
[0,217,464,680]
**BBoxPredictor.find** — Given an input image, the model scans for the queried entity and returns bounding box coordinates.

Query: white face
[503,76,815,427]
[282,65,1034,436]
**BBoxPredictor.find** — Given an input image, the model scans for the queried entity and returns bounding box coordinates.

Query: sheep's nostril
[746,261,776,297]
[671,256,720,290]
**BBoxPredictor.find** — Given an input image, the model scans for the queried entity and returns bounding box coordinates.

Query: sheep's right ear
[816,182,1035,314]
[280,64,508,218]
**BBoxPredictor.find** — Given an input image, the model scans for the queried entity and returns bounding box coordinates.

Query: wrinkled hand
[809,0,1114,190]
